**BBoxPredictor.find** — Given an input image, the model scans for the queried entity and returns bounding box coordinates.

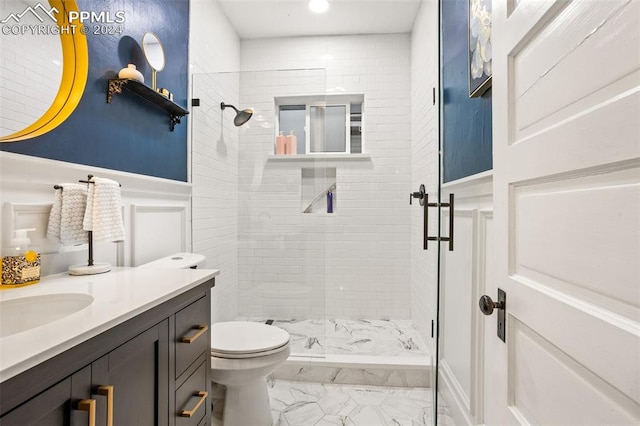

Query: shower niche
[301,167,336,214]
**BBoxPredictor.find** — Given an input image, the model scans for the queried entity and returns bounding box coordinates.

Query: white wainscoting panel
[476,210,493,425]
[440,175,493,426]
[1,152,192,274]
[130,205,187,266]
[441,209,475,408]
[3,203,57,254]
[1,202,123,274]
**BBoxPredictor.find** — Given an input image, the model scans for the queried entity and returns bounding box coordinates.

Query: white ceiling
[216,0,423,39]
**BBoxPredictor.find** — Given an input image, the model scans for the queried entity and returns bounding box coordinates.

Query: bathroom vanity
[0,267,218,425]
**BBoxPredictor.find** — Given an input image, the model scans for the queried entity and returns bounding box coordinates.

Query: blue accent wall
[442,0,492,183]
[1,0,190,181]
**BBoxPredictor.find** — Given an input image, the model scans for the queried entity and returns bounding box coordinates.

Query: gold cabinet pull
[97,385,114,426]
[181,325,208,344]
[179,391,208,417]
[77,399,96,426]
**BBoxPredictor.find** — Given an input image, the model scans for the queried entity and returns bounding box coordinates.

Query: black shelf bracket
[170,115,182,132]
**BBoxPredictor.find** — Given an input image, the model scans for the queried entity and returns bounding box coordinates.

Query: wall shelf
[107,79,189,131]
[267,153,371,162]
[302,168,336,214]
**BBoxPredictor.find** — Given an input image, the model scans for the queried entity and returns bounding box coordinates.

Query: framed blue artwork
[468,0,492,97]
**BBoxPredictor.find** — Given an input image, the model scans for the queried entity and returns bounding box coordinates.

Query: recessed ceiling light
[309,0,329,14]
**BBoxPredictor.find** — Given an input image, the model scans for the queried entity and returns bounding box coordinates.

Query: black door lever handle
[409,184,426,206]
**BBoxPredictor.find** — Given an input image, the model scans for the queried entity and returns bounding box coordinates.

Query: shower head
[220,102,253,126]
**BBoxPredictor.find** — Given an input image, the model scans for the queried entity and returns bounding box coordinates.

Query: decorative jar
[118,64,144,83]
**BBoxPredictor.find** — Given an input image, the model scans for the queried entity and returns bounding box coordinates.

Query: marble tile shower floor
[260,318,432,388]
[248,318,430,359]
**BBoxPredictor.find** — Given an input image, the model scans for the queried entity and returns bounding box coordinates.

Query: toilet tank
[137,252,206,269]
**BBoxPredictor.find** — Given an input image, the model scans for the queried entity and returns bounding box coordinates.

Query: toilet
[139,253,291,426]
[210,321,290,426]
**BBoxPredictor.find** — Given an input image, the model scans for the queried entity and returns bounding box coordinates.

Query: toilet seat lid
[211,321,290,355]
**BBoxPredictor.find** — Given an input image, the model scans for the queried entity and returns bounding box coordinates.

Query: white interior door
[486,0,640,424]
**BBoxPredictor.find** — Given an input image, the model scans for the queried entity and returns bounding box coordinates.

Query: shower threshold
[249,318,432,387]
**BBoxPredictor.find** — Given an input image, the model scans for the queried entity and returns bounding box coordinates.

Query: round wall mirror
[142,32,165,71]
[0,29,61,138]
[142,33,165,90]
[0,0,88,142]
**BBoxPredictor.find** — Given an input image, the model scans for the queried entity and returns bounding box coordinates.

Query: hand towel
[83,177,125,243]
[47,183,89,245]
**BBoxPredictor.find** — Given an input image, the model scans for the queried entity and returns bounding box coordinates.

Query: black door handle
[479,295,504,315]
[410,186,455,252]
[409,184,425,206]
[479,289,507,342]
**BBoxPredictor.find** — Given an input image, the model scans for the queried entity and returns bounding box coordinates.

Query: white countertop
[0,267,219,383]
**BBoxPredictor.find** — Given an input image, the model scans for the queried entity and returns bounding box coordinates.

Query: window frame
[275,94,364,155]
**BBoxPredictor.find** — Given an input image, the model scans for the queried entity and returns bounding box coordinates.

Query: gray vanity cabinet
[1,324,166,426]
[0,366,91,425]
[90,321,169,426]
[0,279,213,426]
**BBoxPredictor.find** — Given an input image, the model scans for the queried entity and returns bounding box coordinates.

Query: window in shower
[276,94,364,155]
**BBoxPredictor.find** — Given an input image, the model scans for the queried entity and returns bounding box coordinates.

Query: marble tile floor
[212,319,447,425]
[211,380,454,426]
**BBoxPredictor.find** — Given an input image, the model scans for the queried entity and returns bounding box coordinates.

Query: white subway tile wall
[238,35,412,319]
[0,23,61,135]
[238,68,329,320]
[410,2,440,345]
[190,0,241,323]
[190,14,437,327]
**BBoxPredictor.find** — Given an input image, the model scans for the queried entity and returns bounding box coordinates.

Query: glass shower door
[193,63,445,424]
[191,69,328,359]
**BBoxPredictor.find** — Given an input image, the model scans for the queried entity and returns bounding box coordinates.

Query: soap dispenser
[286,130,297,155]
[1,228,41,287]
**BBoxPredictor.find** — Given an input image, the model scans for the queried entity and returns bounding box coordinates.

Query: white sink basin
[0,293,94,338]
